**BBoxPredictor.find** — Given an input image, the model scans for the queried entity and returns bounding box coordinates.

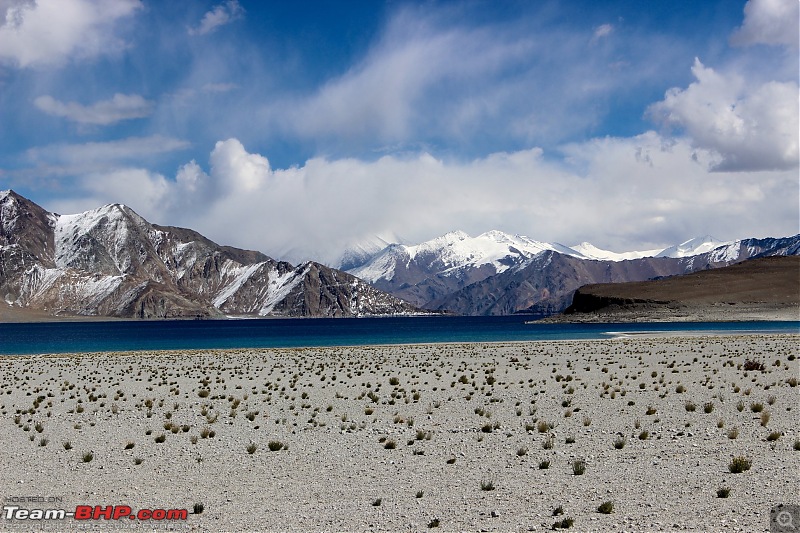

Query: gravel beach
[1,335,798,532]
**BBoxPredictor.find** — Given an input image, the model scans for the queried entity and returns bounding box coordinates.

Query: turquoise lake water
[0,316,797,356]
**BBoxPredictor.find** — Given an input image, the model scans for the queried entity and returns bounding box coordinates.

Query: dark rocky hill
[0,190,422,320]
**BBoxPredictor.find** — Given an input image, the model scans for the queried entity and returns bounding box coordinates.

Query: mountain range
[343,229,799,316]
[1,190,797,320]
[0,190,421,319]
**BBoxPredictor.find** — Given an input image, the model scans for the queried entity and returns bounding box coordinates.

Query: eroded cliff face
[0,191,422,319]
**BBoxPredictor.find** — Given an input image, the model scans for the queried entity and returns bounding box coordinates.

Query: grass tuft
[729,456,752,474]
[597,501,614,514]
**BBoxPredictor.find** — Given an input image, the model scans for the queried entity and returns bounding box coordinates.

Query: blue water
[0,317,797,356]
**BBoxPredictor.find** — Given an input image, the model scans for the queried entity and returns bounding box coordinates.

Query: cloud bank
[46,136,799,266]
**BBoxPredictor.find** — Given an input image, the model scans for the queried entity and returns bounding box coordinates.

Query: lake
[1,316,798,356]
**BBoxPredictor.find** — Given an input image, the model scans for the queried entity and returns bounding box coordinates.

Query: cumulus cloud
[48,137,799,265]
[188,0,244,36]
[647,58,799,172]
[730,0,799,48]
[0,0,141,67]
[34,94,154,125]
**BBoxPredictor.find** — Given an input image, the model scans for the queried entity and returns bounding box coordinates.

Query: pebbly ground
[0,335,798,532]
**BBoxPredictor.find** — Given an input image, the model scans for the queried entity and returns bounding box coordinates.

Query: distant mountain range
[2,190,797,321]
[0,191,422,319]
[343,230,800,316]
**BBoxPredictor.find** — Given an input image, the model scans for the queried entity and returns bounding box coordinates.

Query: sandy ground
[1,335,798,532]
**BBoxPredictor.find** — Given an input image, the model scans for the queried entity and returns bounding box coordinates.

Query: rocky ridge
[0,190,422,320]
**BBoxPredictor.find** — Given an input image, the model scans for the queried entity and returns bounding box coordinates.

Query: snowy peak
[349,229,581,284]
[570,242,662,261]
[1,191,422,319]
[571,236,732,261]
[656,236,728,258]
[335,234,399,271]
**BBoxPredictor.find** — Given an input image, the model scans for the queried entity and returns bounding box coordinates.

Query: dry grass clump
[728,456,752,473]
[597,501,614,514]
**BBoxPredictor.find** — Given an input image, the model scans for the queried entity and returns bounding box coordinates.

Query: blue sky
[0,0,797,264]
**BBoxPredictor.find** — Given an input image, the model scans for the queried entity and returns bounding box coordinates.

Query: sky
[0,0,798,265]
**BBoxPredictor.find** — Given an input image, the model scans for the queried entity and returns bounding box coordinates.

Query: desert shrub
[743,359,764,371]
[552,517,574,529]
[729,456,752,473]
[597,501,614,514]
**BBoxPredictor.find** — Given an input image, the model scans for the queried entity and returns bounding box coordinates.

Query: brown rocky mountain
[560,255,800,322]
[0,190,422,320]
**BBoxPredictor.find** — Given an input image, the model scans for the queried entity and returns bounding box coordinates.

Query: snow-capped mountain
[655,235,729,258]
[350,230,580,283]
[570,236,733,261]
[570,242,663,261]
[0,190,422,319]
[345,228,800,315]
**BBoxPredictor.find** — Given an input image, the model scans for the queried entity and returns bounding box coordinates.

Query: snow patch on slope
[258,265,308,315]
[212,260,267,308]
[53,204,144,271]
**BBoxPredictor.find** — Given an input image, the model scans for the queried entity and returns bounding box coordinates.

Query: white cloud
[0,0,141,67]
[647,58,799,172]
[34,94,154,125]
[592,24,614,41]
[188,0,244,36]
[266,7,652,151]
[26,135,189,167]
[730,0,799,48]
[51,137,798,265]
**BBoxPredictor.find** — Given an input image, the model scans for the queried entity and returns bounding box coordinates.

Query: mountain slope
[0,190,421,320]
[347,230,582,307]
[561,255,800,322]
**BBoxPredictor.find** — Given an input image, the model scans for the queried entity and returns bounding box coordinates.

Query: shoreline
[1,335,798,532]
